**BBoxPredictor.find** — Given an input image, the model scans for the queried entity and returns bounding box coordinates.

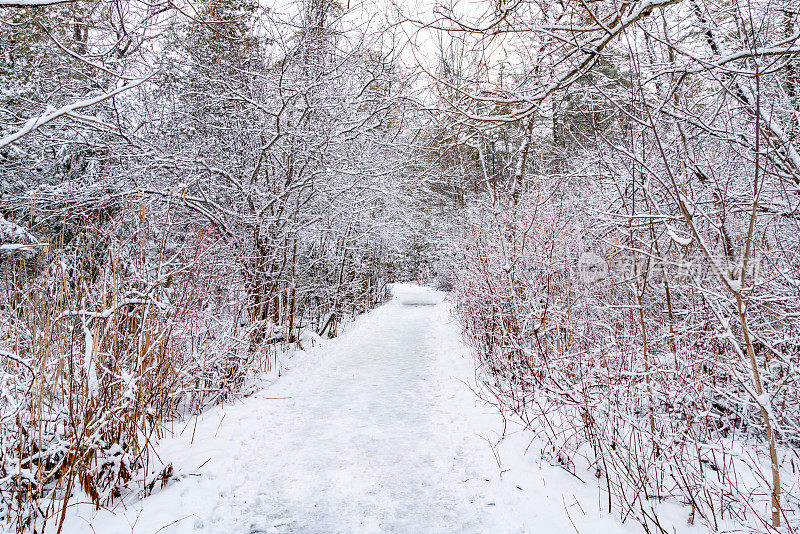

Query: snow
[665,225,693,246]
[0,215,38,245]
[54,285,697,533]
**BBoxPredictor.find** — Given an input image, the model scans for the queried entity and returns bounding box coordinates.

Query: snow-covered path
[59,285,663,534]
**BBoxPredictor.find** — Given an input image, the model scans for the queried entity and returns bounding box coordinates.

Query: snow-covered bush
[450,168,800,532]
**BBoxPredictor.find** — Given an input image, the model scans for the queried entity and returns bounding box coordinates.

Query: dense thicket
[0,0,411,530]
[411,0,800,531]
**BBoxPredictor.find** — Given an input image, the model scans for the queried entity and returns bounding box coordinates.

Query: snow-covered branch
[0,77,150,150]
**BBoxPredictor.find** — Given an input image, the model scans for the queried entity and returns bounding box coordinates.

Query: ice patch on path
[53,284,700,534]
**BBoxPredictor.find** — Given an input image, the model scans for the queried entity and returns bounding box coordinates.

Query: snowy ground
[55,284,697,533]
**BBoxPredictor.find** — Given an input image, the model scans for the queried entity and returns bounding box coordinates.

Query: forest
[1,0,799,532]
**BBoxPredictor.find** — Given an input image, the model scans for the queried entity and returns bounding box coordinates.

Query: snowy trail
[59,284,659,534]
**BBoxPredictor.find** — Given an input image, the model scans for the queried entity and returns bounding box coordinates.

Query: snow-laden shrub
[0,204,267,532]
[450,183,800,533]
